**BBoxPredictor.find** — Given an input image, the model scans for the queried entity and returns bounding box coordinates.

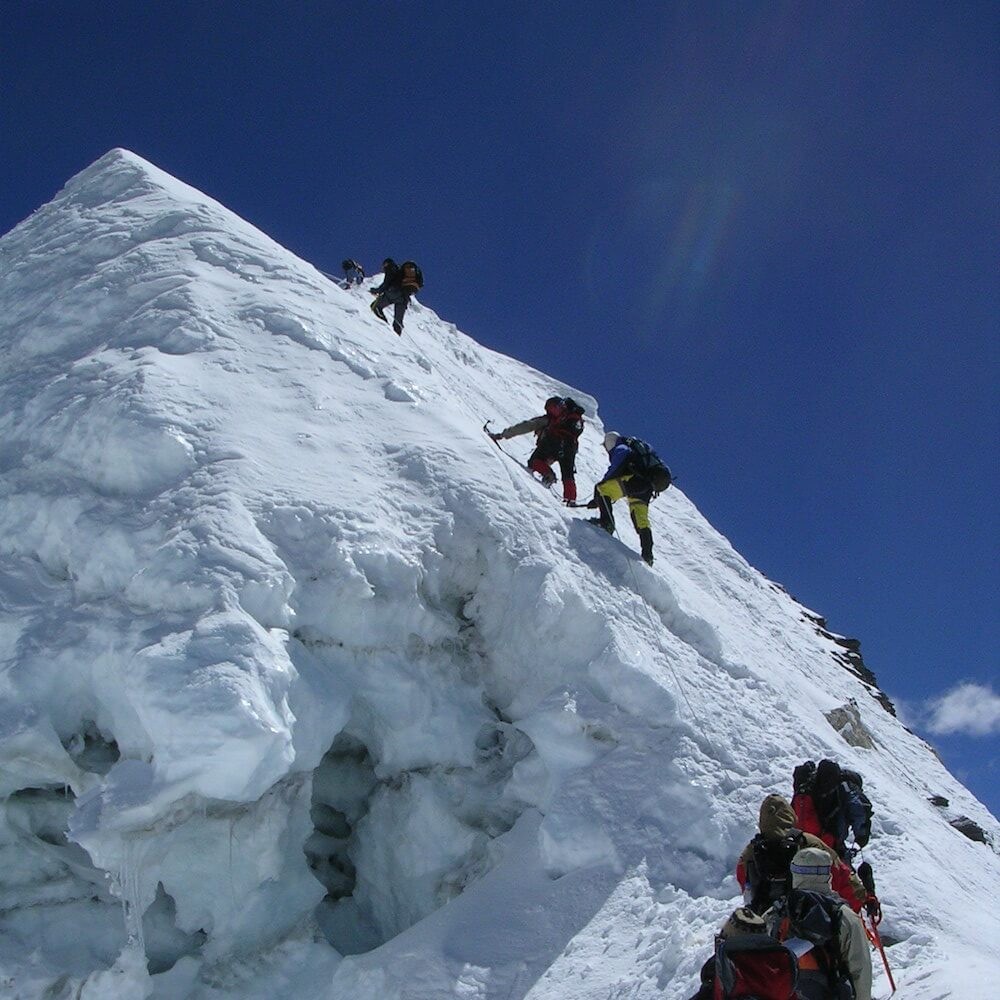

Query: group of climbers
[689,759,889,1000]
[331,257,891,997]
[331,255,892,997]
[488,399,671,566]
[335,259,669,565]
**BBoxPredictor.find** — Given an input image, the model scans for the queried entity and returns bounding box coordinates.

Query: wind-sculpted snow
[0,150,997,999]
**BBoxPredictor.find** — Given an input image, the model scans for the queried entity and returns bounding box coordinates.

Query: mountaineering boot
[595,491,616,529]
[527,467,556,487]
[370,299,387,322]
[528,458,557,487]
[589,518,614,535]
[392,320,403,335]
[639,528,654,566]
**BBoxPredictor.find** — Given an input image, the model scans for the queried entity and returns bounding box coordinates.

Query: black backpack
[785,889,854,998]
[622,436,672,494]
[793,760,817,795]
[811,760,873,854]
[748,830,804,913]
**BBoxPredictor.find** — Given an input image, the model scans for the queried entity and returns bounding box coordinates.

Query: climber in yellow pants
[585,432,655,565]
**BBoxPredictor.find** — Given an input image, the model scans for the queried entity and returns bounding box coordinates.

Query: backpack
[713,934,798,1000]
[542,397,585,442]
[793,760,817,795]
[809,760,873,855]
[748,831,803,913]
[400,260,423,290]
[622,436,672,493]
[785,890,854,999]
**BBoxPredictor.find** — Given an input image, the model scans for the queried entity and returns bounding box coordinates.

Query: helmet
[603,431,621,452]
[544,396,565,416]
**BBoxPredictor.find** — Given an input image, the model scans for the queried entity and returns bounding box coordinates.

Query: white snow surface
[0,150,996,1000]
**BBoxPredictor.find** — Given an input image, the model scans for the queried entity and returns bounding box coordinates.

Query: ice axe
[858,861,895,995]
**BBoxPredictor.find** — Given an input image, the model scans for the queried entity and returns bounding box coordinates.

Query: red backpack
[713,935,798,1000]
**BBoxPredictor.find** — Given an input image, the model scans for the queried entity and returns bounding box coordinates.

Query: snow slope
[0,150,996,1000]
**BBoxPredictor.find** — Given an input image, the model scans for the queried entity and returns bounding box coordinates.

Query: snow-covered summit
[0,151,996,999]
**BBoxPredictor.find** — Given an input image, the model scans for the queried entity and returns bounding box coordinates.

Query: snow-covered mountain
[0,150,996,1000]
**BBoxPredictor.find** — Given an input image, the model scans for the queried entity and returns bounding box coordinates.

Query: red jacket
[792,792,838,850]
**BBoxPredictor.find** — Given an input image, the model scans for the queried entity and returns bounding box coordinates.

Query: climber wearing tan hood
[736,794,866,913]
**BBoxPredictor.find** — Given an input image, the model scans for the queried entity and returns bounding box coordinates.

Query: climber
[792,759,874,861]
[580,431,670,566]
[341,258,365,286]
[776,847,873,1000]
[736,794,866,916]
[685,906,796,1000]
[489,396,585,502]
[370,257,423,335]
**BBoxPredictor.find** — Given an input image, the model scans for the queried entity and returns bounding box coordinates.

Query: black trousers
[529,434,577,482]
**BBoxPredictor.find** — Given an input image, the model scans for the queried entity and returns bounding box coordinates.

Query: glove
[489,432,502,441]
[865,894,882,923]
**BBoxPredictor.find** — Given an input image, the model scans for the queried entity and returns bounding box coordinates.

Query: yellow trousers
[596,476,650,530]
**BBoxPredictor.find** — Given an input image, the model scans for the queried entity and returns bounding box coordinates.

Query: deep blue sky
[2,2,997,816]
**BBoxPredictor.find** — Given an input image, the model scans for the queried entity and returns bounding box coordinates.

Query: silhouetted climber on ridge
[341,258,365,287]
[370,257,423,335]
